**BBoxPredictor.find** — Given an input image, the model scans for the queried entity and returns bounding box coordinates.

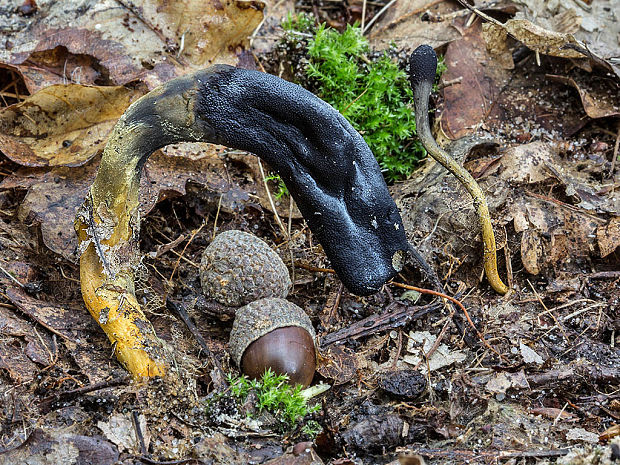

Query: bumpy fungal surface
[200,230,291,307]
[228,297,316,369]
[76,64,409,377]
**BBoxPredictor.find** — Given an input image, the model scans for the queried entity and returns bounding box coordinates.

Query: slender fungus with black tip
[75,65,411,378]
[408,45,509,295]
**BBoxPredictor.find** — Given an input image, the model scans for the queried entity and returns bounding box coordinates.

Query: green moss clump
[280,14,441,183]
[227,369,321,433]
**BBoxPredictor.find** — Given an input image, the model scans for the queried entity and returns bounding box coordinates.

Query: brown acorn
[229,298,316,387]
[200,230,292,307]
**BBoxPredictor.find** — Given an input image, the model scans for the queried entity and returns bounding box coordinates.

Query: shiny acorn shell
[229,298,316,370]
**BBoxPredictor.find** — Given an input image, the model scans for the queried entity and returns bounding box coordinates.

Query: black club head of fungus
[229,298,316,388]
[77,63,412,378]
[118,65,409,295]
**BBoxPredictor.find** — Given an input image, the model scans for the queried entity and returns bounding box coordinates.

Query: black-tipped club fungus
[75,65,410,377]
[408,45,509,295]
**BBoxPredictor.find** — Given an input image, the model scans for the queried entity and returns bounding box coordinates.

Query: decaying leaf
[0,429,119,465]
[520,229,542,275]
[368,0,462,52]
[0,0,265,92]
[496,141,557,183]
[5,286,119,383]
[519,341,544,365]
[97,413,148,453]
[0,84,141,167]
[485,370,529,394]
[597,217,620,258]
[404,330,466,373]
[547,74,620,119]
[441,21,511,140]
[316,345,357,386]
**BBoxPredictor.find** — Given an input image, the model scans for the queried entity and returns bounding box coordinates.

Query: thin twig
[257,159,287,236]
[212,194,223,240]
[132,410,148,456]
[390,281,508,362]
[0,262,25,288]
[168,221,205,287]
[609,120,620,177]
[527,279,569,343]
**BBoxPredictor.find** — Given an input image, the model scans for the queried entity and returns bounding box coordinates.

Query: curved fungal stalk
[408,45,509,295]
[75,65,410,378]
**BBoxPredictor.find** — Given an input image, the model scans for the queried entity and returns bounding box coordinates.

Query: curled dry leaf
[0,84,141,167]
[547,75,620,119]
[0,0,265,92]
[368,0,461,52]
[513,0,620,78]
[482,19,586,60]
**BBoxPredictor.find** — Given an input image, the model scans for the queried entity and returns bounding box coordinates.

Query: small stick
[167,221,205,287]
[412,314,452,371]
[408,45,509,295]
[610,120,620,176]
[131,410,148,456]
[301,260,506,361]
[39,376,130,412]
[258,159,287,236]
[165,298,224,376]
[390,281,508,362]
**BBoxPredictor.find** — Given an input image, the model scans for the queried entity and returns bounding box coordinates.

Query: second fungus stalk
[408,45,509,295]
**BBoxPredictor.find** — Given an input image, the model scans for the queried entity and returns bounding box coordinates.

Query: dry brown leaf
[497,142,557,183]
[0,307,53,382]
[441,20,511,139]
[597,217,620,258]
[547,74,620,119]
[0,340,40,383]
[0,0,264,92]
[130,0,264,68]
[368,0,462,52]
[0,84,141,167]
[5,286,118,383]
[0,429,119,465]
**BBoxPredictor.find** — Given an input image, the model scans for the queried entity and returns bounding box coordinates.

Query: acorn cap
[229,298,316,369]
[200,230,292,307]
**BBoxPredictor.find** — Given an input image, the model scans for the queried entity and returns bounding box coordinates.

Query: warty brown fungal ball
[229,298,316,387]
[200,230,292,307]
